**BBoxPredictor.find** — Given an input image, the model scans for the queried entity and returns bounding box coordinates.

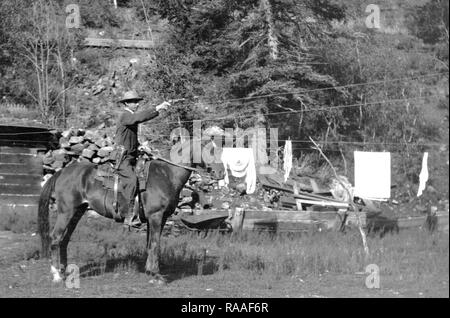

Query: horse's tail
[38,170,62,259]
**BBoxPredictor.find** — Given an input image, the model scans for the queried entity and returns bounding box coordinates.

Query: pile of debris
[42,128,116,180]
[170,172,361,235]
[176,171,357,214]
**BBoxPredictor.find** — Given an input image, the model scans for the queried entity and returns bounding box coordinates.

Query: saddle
[94,147,152,193]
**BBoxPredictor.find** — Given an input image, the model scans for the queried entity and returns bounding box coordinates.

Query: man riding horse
[114,90,171,227]
[38,95,224,284]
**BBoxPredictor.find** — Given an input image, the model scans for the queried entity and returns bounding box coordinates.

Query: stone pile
[42,128,115,179]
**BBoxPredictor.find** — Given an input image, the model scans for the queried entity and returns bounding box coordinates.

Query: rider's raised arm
[119,108,159,126]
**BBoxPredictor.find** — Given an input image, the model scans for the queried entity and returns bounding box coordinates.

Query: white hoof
[51,266,63,283]
[52,276,63,283]
[148,278,165,286]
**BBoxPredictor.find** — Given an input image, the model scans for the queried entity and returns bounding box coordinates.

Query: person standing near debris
[114,90,171,226]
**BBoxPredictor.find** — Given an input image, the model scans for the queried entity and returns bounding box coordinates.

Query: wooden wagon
[178,208,449,234]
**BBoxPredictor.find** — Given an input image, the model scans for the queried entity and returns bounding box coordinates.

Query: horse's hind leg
[59,205,87,276]
[145,211,166,285]
[50,211,69,283]
[50,204,85,283]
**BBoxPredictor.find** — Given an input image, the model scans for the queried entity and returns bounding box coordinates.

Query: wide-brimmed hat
[119,90,143,103]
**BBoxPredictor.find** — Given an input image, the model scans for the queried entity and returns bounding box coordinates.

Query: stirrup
[114,214,125,223]
[124,215,144,229]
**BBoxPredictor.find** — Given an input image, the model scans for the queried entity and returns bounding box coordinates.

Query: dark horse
[38,141,224,285]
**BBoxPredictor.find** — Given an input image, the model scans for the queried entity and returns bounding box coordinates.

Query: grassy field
[0,212,448,298]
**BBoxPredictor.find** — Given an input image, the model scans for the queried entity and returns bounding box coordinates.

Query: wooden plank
[245,209,345,219]
[397,216,427,229]
[0,153,41,165]
[0,147,32,154]
[0,184,42,195]
[296,198,349,208]
[293,192,344,203]
[397,212,449,230]
[244,218,319,226]
[180,211,229,224]
[84,37,154,49]
[279,196,296,209]
[308,211,341,219]
[0,163,42,174]
[309,211,342,230]
[244,210,312,221]
[243,219,323,232]
[244,210,343,231]
[0,194,40,205]
[0,174,42,185]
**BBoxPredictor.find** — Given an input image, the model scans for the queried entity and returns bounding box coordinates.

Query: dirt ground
[0,230,448,298]
[0,260,448,298]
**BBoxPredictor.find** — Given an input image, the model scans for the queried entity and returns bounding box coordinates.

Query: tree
[1,0,82,126]
[147,0,348,142]
[406,0,449,69]
[406,0,449,45]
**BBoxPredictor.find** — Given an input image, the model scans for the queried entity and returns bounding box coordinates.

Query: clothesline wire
[150,146,440,155]
[185,72,447,105]
[151,140,445,151]
[1,93,441,137]
[151,94,443,127]
[148,137,448,147]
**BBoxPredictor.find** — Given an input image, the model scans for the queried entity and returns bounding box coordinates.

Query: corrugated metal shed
[0,122,56,218]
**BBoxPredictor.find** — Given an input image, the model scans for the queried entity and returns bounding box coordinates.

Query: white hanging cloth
[417,152,429,197]
[354,151,391,200]
[283,140,292,182]
[220,148,257,194]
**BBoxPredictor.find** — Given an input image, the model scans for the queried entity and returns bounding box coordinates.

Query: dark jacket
[114,108,159,158]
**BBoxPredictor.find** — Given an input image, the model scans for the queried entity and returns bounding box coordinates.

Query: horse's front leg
[145,211,166,285]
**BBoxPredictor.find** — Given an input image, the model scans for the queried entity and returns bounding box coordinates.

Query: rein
[151,155,199,172]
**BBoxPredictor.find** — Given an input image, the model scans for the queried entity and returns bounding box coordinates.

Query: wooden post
[293,182,303,211]
[231,207,245,233]
[218,252,225,273]
[197,248,206,276]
